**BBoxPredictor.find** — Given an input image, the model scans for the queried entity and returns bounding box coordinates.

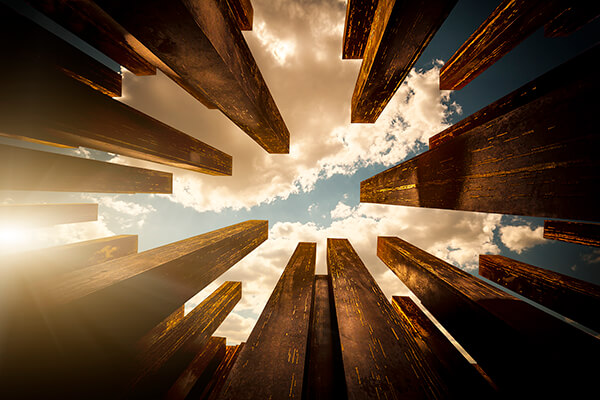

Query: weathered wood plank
[328,238,459,399]
[342,0,378,59]
[378,236,600,397]
[0,203,97,227]
[544,2,600,37]
[94,0,289,153]
[0,143,172,193]
[132,283,240,398]
[351,0,457,122]
[226,0,253,31]
[479,255,600,333]
[543,220,600,247]
[25,0,156,76]
[138,306,186,351]
[219,242,316,400]
[1,3,121,97]
[200,344,244,400]
[362,46,599,221]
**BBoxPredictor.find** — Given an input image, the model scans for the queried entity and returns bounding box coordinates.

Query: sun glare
[0,225,28,248]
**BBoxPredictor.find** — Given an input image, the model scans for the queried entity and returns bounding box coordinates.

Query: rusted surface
[1,3,121,96]
[439,0,568,90]
[94,0,290,153]
[131,283,240,398]
[201,344,244,400]
[378,236,600,397]
[351,0,456,122]
[219,243,316,400]
[544,2,600,37]
[480,254,600,332]
[0,143,172,194]
[226,0,253,30]
[544,220,600,247]
[0,203,97,227]
[362,47,599,221]
[342,0,378,59]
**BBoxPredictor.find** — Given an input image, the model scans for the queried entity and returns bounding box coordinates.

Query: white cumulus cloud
[500,225,546,254]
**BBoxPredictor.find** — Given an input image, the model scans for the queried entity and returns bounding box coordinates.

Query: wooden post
[0,144,172,194]
[378,236,600,397]
[226,0,253,30]
[351,0,457,123]
[543,220,600,247]
[362,46,600,221]
[93,0,290,153]
[342,0,378,59]
[0,203,97,227]
[479,255,600,333]
[219,243,316,400]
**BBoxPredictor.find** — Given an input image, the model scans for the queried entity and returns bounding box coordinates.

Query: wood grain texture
[544,220,600,247]
[131,283,240,398]
[327,238,452,399]
[219,242,316,400]
[342,0,378,59]
[378,236,600,397]
[439,0,567,90]
[1,3,121,96]
[93,0,290,153]
[200,344,244,400]
[544,2,600,37]
[0,203,97,227]
[226,0,253,30]
[0,144,172,193]
[362,47,599,221]
[351,0,456,122]
[24,0,156,76]
[479,254,600,332]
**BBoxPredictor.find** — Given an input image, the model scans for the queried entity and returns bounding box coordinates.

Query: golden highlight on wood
[543,220,600,247]
[342,0,378,59]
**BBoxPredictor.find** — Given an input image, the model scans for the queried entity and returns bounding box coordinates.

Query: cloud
[330,201,352,219]
[499,225,546,254]
[583,249,600,264]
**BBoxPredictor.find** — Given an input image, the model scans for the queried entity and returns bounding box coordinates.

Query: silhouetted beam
[429,45,595,149]
[1,3,120,97]
[328,238,458,399]
[351,0,457,122]
[439,0,569,90]
[219,243,316,400]
[165,337,227,400]
[200,344,244,400]
[0,203,97,227]
[132,283,240,398]
[342,0,378,59]
[544,3,600,37]
[25,0,156,76]
[378,236,600,397]
[0,144,172,193]
[479,255,600,333]
[362,50,599,221]
[226,0,253,30]
[543,220,600,247]
[391,296,497,395]
[94,0,290,153]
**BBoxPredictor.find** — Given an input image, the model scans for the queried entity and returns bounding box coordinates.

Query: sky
[1,0,599,344]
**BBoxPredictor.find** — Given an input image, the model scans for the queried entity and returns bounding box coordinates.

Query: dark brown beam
[342,0,378,59]
[0,144,172,193]
[544,220,600,247]
[0,203,97,227]
[219,242,316,400]
[362,46,599,221]
[439,0,568,90]
[226,0,253,31]
[138,306,186,350]
[479,255,600,333]
[544,3,600,37]
[25,0,156,76]
[1,3,121,97]
[351,0,457,122]
[131,283,240,398]
[378,236,600,397]
[200,344,244,400]
[94,0,290,153]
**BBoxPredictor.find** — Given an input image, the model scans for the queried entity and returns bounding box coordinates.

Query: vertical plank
[0,203,97,227]
[200,344,244,400]
[479,255,600,332]
[342,0,378,59]
[219,242,316,400]
[0,144,172,194]
[226,0,253,30]
[351,0,457,122]
[543,220,600,247]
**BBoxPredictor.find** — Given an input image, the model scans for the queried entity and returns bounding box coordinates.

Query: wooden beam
[543,220,600,247]
[378,236,600,397]
[479,255,600,333]
[219,242,316,400]
[1,3,121,97]
[362,47,599,221]
[132,283,240,397]
[24,0,156,76]
[138,306,186,351]
[93,0,290,153]
[0,144,172,193]
[342,0,378,59]
[226,0,253,31]
[200,344,244,400]
[0,203,97,227]
[351,0,457,123]
[544,3,600,37]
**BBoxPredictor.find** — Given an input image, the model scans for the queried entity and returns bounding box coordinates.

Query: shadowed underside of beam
[0,203,97,227]
[544,2,600,37]
[200,344,244,400]
[342,0,378,59]
[226,0,253,31]
[543,220,600,247]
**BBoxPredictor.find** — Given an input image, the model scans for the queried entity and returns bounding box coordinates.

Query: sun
[0,224,28,249]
